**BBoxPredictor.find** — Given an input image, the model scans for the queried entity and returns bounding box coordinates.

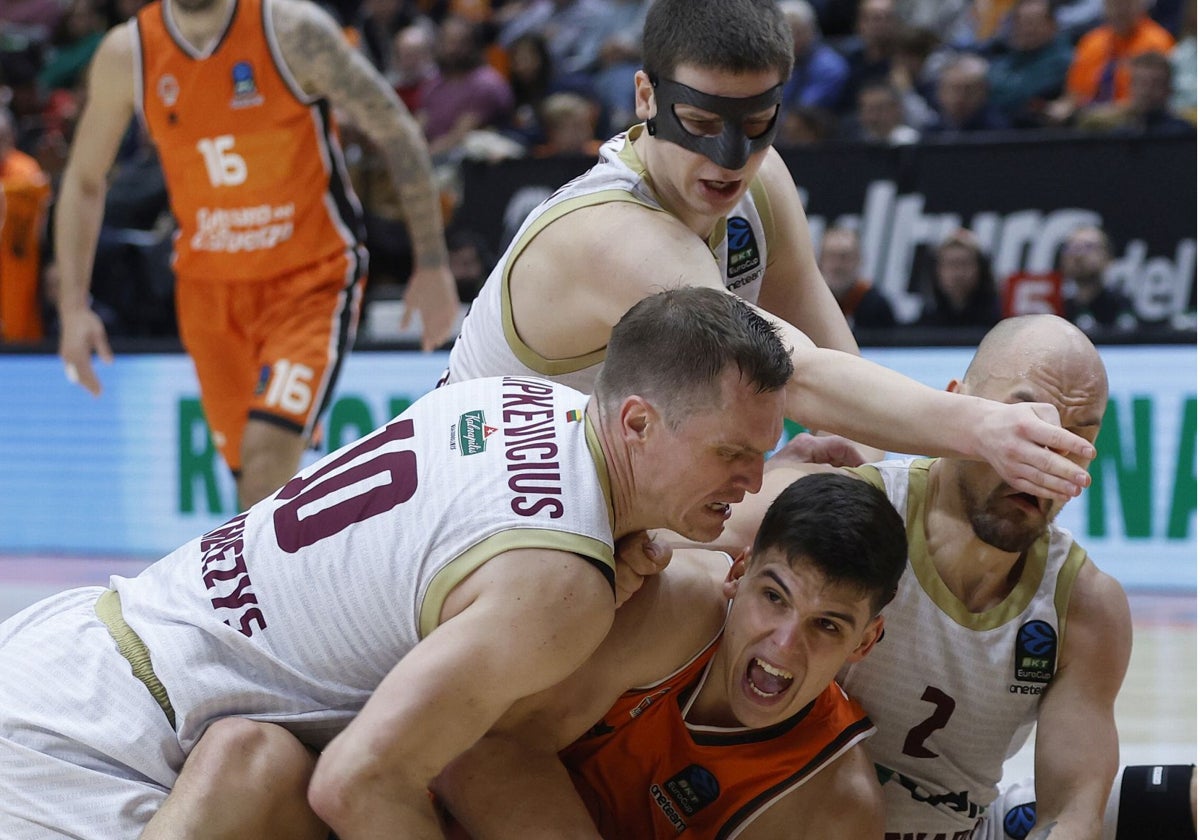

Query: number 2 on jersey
[902,685,956,759]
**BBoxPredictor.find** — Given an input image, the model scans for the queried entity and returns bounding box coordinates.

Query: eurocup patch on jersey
[453,410,497,456]
[231,61,265,109]
[1013,620,1056,684]
[1003,801,1038,838]
[726,216,761,286]
[661,764,720,818]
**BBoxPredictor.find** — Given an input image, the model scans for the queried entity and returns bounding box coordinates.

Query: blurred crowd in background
[0,0,1195,347]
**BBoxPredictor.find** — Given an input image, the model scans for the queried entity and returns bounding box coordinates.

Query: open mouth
[747,656,793,698]
[707,501,731,517]
[700,179,740,198]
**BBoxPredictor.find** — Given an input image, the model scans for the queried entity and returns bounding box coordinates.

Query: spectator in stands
[391,23,438,113]
[888,25,940,129]
[36,0,107,94]
[776,104,839,144]
[849,79,920,142]
[835,0,900,113]
[503,31,600,149]
[354,0,420,75]
[1170,0,1196,120]
[446,225,496,306]
[1048,0,1174,123]
[532,91,603,157]
[1077,50,1195,133]
[917,229,1002,329]
[420,14,515,161]
[924,52,1011,134]
[589,0,649,133]
[818,226,898,331]
[0,105,51,343]
[497,0,612,80]
[0,0,66,42]
[779,0,849,113]
[987,0,1074,127]
[1059,225,1139,334]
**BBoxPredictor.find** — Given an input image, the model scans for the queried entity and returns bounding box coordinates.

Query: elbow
[307,756,357,829]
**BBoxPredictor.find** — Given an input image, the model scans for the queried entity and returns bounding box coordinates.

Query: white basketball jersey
[839,459,1088,839]
[114,376,615,750]
[446,124,774,390]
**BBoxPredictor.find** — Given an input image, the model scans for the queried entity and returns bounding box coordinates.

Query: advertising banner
[0,347,1192,589]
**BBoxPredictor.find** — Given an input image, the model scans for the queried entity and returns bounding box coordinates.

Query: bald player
[717,314,1195,840]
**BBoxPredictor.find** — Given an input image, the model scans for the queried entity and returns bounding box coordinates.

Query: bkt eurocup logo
[726,216,760,279]
[1003,802,1037,838]
[1014,620,1056,683]
[665,764,720,816]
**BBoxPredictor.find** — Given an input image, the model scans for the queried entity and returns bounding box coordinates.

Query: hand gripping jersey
[445,124,776,391]
[562,635,875,839]
[113,376,614,751]
[134,0,364,283]
[840,459,1088,839]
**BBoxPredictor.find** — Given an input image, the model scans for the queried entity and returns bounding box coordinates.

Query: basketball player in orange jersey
[54,0,458,508]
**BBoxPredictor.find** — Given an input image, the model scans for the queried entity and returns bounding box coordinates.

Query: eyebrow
[1011,390,1104,428]
[762,570,861,626]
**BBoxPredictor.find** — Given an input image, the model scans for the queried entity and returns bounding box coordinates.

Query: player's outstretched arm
[1029,560,1131,839]
[54,24,132,395]
[307,548,613,839]
[759,312,1094,502]
[272,0,457,351]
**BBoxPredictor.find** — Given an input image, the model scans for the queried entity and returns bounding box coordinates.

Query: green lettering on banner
[327,397,375,452]
[1089,397,1153,538]
[389,398,413,422]
[1168,396,1196,538]
[178,398,225,515]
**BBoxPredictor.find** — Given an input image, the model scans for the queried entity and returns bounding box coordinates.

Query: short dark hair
[596,287,793,425]
[642,0,794,83]
[752,472,906,615]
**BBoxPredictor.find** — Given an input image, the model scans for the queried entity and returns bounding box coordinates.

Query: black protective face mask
[645,76,782,171]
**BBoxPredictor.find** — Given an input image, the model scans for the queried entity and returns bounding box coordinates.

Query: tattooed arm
[272,0,458,351]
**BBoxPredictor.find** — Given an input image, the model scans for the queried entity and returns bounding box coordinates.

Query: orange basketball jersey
[134,0,364,282]
[561,638,876,839]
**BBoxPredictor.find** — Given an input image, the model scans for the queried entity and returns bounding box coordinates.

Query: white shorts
[0,587,186,838]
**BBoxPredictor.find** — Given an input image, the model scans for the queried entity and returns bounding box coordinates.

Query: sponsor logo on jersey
[650,783,688,832]
[456,410,496,455]
[1013,619,1056,684]
[1003,801,1037,838]
[726,216,761,282]
[663,764,720,817]
[157,74,180,107]
[230,61,264,109]
[255,364,271,395]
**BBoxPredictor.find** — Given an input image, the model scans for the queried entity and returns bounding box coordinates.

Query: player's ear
[846,616,885,663]
[634,70,655,120]
[619,395,654,441]
[946,378,962,395]
[722,550,749,598]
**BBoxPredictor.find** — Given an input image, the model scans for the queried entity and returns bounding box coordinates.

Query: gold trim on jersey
[499,188,643,376]
[903,459,1051,629]
[748,175,775,263]
[418,529,616,639]
[1053,542,1088,641]
[585,413,615,530]
[95,589,177,727]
